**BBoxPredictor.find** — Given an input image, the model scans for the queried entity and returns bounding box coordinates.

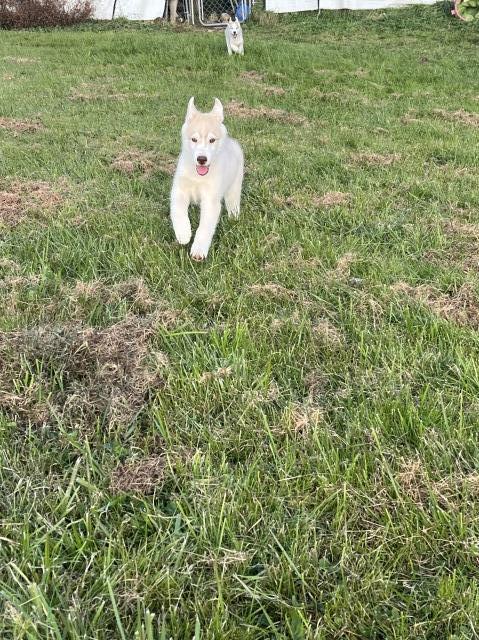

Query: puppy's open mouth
[196,165,209,176]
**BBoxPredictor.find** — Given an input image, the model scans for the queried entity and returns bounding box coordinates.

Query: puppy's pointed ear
[186,96,197,121]
[211,98,224,122]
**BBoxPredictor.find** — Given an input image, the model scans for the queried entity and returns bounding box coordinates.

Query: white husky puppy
[225,17,244,56]
[170,97,244,261]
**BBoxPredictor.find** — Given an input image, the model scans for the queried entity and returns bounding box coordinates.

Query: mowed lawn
[1,6,479,638]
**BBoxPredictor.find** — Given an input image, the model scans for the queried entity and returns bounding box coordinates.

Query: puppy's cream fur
[170,97,244,260]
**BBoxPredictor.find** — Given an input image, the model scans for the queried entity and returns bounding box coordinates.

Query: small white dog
[170,97,244,261]
[225,17,244,56]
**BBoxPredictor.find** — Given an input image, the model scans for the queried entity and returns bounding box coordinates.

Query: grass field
[1,5,479,638]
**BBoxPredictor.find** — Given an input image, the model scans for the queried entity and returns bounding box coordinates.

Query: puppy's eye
[191,137,198,143]
[209,138,216,144]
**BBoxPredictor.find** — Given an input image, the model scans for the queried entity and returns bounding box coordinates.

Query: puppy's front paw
[226,205,240,219]
[175,225,192,245]
[190,241,209,261]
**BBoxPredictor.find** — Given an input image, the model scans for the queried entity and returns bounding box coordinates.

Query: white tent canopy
[92,0,166,19]
[266,0,436,10]
[91,0,435,19]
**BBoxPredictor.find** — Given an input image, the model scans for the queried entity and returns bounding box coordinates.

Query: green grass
[1,5,479,638]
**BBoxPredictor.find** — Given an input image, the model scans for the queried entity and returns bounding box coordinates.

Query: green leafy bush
[453,0,479,22]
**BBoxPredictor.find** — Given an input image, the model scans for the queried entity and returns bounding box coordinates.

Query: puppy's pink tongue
[196,165,209,176]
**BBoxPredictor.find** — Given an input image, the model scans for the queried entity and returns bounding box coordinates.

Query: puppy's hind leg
[225,165,244,219]
[170,187,191,245]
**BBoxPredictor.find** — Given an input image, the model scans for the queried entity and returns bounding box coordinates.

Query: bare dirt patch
[0,313,168,431]
[350,152,400,166]
[239,70,286,96]
[433,108,479,128]
[240,70,265,82]
[0,180,62,227]
[110,455,166,494]
[112,150,176,177]
[313,191,350,208]
[226,100,307,125]
[391,281,479,328]
[0,117,43,134]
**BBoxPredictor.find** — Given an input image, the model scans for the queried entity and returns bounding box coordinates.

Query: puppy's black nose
[197,156,207,165]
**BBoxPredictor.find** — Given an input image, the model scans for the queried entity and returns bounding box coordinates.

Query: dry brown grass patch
[0,313,167,431]
[0,258,21,272]
[426,218,479,273]
[4,56,38,63]
[401,111,421,124]
[239,70,286,95]
[313,191,350,208]
[52,278,181,325]
[226,100,306,125]
[433,108,479,128]
[199,366,233,383]
[397,456,428,504]
[110,455,166,494]
[264,86,286,97]
[443,218,479,239]
[396,458,479,509]
[0,117,43,133]
[327,252,357,280]
[0,271,40,314]
[243,380,281,408]
[350,152,400,166]
[392,281,479,328]
[312,318,343,347]
[286,401,324,438]
[112,150,175,177]
[248,282,297,300]
[112,150,155,176]
[0,180,63,227]
[64,278,156,315]
[240,70,265,82]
